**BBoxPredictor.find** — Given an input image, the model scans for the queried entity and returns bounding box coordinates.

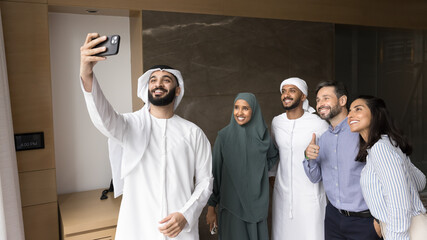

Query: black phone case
[94,35,120,57]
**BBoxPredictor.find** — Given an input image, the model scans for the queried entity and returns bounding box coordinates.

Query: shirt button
[335,134,338,137]
[336,183,338,186]
[334,166,337,170]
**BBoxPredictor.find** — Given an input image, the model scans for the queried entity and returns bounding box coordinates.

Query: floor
[197,189,427,240]
[198,184,275,240]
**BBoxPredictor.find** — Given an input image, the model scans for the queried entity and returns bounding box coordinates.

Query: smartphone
[210,223,218,235]
[93,35,120,57]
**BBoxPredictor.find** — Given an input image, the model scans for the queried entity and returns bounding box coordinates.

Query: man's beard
[318,104,342,120]
[148,87,176,106]
[282,97,301,111]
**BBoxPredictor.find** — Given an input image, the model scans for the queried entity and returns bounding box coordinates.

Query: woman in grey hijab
[206,93,279,239]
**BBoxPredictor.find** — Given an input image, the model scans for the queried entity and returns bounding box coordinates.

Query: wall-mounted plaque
[14,132,45,151]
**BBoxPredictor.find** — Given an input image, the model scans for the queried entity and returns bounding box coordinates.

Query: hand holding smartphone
[93,35,120,57]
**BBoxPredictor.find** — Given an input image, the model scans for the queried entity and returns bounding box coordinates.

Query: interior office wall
[47,0,427,30]
[142,11,333,239]
[1,1,60,238]
[49,12,132,194]
[142,10,334,143]
[335,25,427,177]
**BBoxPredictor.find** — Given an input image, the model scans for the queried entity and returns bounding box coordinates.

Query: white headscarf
[137,67,184,108]
[280,77,315,113]
[109,67,185,197]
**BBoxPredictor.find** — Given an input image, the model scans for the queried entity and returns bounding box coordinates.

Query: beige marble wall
[142,10,334,144]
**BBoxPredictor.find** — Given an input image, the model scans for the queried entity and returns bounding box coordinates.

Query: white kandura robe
[270,112,329,240]
[81,76,213,240]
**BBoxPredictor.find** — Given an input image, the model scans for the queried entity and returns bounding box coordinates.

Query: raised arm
[302,133,322,183]
[80,33,108,92]
[79,33,126,143]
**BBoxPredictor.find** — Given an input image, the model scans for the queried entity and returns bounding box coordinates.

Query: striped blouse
[360,135,426,240]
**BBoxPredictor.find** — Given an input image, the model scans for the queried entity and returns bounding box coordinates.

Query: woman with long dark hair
[348,95,427,240]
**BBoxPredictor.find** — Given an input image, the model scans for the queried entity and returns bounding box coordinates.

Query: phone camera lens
[111,36,118,44]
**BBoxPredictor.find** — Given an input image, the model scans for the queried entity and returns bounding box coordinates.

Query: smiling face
[147,70,180,106]
[281,84,305,111]
[316,86,343,120]
[348,98,372,141]
[234,99,253,126]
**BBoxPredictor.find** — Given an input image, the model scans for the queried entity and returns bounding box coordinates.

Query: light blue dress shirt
[303,118,368,212]
[360,135,426,240]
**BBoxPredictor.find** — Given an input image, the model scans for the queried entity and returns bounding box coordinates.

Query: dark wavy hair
[315,81,349,109]
[355,95,412,162]
[315,81,348,99]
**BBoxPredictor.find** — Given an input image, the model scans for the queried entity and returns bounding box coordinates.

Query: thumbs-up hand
[305,133,320,160]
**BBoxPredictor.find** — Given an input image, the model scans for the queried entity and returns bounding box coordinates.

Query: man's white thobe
[271,112,328,240]
[81,76,213,240]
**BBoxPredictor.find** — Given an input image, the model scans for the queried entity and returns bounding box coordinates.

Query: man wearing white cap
[270,77,329,240]
[79,33,213,240]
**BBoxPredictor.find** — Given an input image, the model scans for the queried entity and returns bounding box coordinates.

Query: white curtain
[0,10,26,240]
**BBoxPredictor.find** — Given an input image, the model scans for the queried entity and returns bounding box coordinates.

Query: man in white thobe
[79,33,213,240]
[270,77,328,240]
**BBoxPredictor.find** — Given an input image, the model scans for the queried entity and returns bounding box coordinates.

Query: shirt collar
[329,117,349,134]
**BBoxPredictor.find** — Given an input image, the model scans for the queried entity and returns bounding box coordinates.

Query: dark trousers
[325,203,382,240]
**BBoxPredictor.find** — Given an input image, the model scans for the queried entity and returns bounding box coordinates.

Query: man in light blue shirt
[303,81,381,240]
